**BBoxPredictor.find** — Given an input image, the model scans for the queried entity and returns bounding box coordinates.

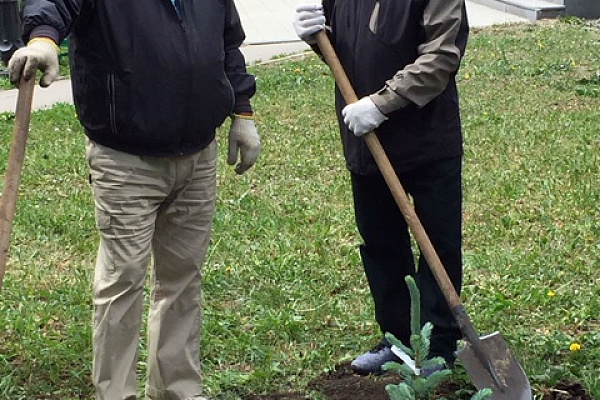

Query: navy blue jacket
[22,0,256,156]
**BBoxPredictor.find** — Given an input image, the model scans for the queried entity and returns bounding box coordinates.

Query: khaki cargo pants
[86,139,217,400]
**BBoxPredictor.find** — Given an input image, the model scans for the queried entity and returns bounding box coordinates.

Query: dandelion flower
[547,290,556,297]
[570,343,581,352]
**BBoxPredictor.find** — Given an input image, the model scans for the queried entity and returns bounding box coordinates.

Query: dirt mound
[244,362,591,400]
[306,362,402,400]
[243,362,469,400]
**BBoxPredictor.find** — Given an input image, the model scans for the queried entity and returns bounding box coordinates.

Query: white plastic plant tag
[391,345,421,376]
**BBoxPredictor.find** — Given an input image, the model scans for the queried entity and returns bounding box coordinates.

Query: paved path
[0,1,528,113]
[236,0,528,44]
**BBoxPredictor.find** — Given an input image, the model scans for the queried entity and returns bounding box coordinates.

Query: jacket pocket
[226,77,235,115]
[106,73,131,136]
[95,208,115,274]
[208,73,236,128]
[96,208,111,231]
[107,74,118,135]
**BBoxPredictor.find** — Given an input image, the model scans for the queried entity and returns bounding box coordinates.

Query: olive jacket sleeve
[370,0,467,113]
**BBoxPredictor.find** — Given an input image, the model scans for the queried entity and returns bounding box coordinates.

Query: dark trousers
[351,156,463,361]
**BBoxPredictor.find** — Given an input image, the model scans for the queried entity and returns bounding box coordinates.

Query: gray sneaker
[350,342,401,375]
[421,363,450,378]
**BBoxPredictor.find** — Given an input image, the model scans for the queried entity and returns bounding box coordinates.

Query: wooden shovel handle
[315,31,463,310]
[0,76,35,290]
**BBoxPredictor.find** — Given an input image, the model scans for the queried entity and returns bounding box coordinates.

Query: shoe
[350,341,401,375]
[420,363,449,378]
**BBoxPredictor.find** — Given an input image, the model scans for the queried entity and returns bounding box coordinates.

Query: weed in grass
[0,112,15,122]
[0,77,12,91]
[574,71,600,98]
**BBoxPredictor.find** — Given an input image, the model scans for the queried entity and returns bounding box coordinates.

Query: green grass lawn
[0,19,598,400]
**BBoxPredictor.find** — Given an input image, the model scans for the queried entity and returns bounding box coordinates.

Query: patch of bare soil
[541,380,592,400]
[306,362,402,400]
[244,363,592,400]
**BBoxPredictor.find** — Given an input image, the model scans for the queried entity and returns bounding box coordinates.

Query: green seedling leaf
[385,331,414,357]
[412,376,439,398]
[406,276,422,335]
[471,388,494,400]
[420,322,434,339]
[383,361,417,380]
[422,356,447,369]
[422,369,452,388]
[386,383,416,400]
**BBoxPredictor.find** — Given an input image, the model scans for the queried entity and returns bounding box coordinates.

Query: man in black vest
[294,0,469,376]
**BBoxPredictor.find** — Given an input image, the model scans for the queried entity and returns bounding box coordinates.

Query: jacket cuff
[370,86,411,115]
[30,25,60,45]
[233,95,253,115]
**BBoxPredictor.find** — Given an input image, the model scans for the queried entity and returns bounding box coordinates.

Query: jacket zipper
[107,74,118,135]
[179,0,191,155]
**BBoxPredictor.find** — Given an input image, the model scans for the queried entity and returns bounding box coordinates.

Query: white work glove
[228,115,261,175]
[293,4,326,44]
[342,97,389,137]
[8,37,60,87]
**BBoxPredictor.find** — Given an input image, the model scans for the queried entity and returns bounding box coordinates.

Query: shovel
[315,31,531,400]
[0,75,36,291]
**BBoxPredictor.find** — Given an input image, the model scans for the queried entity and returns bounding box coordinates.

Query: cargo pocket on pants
[95,208,116,275]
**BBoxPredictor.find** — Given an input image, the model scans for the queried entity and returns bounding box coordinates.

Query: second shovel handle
[0,76,36,290]
[315,31,463,310]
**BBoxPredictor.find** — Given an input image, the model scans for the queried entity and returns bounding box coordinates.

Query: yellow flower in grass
[547,290,556,297]
[569,343,581,352]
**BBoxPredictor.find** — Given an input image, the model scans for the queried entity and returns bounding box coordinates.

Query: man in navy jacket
[9,0,260,398]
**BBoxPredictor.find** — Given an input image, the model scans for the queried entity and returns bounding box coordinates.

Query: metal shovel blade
[456,331,531,400]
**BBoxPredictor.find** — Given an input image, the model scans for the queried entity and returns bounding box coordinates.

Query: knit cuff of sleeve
[30,25,61,46]
[233,95,253,115]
